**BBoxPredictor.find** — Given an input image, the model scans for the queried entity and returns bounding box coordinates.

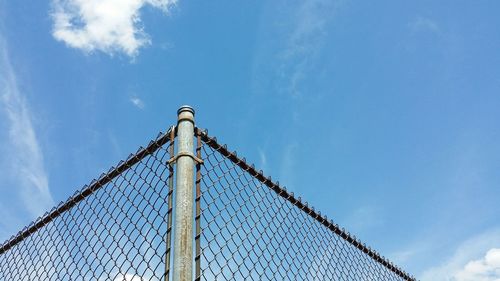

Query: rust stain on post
[172,106,195,281]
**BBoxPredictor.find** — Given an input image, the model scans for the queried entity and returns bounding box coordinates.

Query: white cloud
[454,249,500,281]
[420,228,500,281]
[0,38,54,218]
[130,96,145,109]
[113,273,146,281]
[51,0,176,57]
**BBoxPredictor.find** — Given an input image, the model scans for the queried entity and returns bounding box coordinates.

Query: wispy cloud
[420,228,500,281]
[341,206,383,235]
[257,147,267,170]
[409,16,440,34]
[51,0,176,57]
[130,96,145,109]
[279,142,298,191]
[0,37,54,219]
[277,0,341,97]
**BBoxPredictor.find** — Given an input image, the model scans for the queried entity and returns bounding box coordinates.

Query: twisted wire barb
[196,128,415,281]
[0,124,415,281]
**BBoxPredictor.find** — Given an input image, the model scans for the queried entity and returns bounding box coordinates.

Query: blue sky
[1,0,500,279]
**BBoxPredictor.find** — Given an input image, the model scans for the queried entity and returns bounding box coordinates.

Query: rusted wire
[0,128,175,281]
[194,128,203,281]
[164,126,176,281]
[0,124,415,281]
[196,128,415,281]
[0,127,175,256]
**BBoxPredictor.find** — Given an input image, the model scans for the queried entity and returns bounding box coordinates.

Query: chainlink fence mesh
[0,130,175,281]
[198,131,413,281]
[0,127,414,281]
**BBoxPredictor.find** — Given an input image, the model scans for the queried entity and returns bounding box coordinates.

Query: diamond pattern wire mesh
[0,125,414,281]
[198,131,414,281]
[0,129,175,281]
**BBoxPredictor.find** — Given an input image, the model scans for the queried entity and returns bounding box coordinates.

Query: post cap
[177,105,195,116]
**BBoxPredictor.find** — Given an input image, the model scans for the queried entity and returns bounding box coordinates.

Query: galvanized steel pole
[172,106,195,281]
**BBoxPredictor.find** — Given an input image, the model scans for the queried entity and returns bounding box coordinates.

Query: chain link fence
[198,130,414,281]
[0,129,175,281]
[0,120,414,281]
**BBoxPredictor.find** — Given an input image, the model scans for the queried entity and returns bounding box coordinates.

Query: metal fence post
[172,105,195,281]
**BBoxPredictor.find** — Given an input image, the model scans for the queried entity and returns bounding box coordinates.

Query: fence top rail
[196,127,416,281]
[0,126,176,255]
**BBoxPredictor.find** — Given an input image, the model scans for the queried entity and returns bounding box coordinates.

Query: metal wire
[0,125,415,281]
[0,129,175,281]
[194,129,203,281]
[197,129,415,281]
